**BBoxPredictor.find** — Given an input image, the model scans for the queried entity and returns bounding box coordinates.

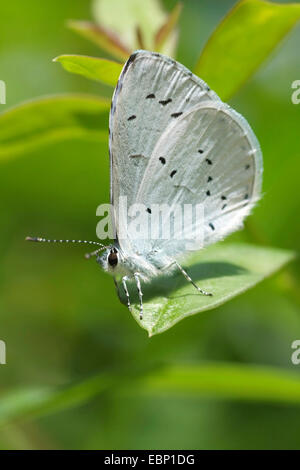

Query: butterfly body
[97,244,177,282]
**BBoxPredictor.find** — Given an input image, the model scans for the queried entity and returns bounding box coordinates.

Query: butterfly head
[96,246,120,273]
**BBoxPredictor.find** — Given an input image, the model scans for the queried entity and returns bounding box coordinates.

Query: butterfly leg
[122,275,132,311]
[175,261,212,296]
[134,273,144,320]
[113,277,122,302]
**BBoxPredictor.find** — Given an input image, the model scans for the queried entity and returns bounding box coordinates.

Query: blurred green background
[0,0,300,450]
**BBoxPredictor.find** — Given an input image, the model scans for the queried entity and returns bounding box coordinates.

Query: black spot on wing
[128,115,136,121]
[146,93,155,99]
[146,207,152,214]
[221,195,227,200]
[209,223,215,231]
[244,194,249,199]
[159,157,166,164]
[221,204,227,210]
[122,52,138,75]
[159,98,172,106]
[171,112,183,118]
[207,176,213,182]
[170,170,177,178]
[206,190,211,196]
[198,149,204,154]
[205,158,212,165]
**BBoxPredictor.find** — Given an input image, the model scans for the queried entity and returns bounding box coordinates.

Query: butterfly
[27,50,263,320]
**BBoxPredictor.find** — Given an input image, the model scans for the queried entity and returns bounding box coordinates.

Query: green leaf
[140,363,300,405]
[0,365,160,428]
[92,0,178,55]
[2,362,300,428]
[0,374,113,428]
[126,243,295,336]
[67,20,130,62]
[194,0,300,101]
[0,94,109,161]
[53,54,122,86]
[154,2,183,52]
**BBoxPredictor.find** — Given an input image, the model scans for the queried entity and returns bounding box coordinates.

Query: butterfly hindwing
[133,101,263,259]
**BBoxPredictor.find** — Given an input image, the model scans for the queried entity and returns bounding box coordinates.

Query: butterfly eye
[108,249,118,267]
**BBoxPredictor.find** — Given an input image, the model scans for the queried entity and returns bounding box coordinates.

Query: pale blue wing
[132,101,263,262]
[109,50,220,251]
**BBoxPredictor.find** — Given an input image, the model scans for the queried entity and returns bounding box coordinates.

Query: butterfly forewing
[109,50,220,248]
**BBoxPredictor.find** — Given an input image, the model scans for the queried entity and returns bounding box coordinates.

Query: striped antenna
[25,236,107,259]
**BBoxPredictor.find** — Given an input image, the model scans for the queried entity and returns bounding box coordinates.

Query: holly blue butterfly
[27,50,263,320]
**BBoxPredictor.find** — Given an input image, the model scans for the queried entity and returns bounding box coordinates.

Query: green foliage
[67,20,130,61]
[141,363,300,405]
[0,0,298,335]
[154,2,183,52]
[128,244,295,336]
[53,55,122,86]
[0,374,113,428]
[1,0,300,449]
[2,361,300,429]
[195,0,300,100]
[92,0,178,54]
[0,94,109,160]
